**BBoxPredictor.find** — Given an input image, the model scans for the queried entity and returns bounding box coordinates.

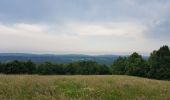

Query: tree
[125,52,148,77]
[65,62,77,75]
[4,60,25,74]
[53,64,65,75]
[0,62,5,73]
[24,60,36,74]
[148,45,170,79]
[65,61,111,75]
[111,57,127,74]
[37,62,55,75]
[98,64,111,74]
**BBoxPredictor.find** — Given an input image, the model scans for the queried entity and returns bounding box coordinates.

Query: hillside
[0,53,119,65]
[0,75,169,100]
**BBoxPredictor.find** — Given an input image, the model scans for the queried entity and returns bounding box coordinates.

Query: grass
[0,75,169,100]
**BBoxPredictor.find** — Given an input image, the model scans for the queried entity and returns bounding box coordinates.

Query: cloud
[0,21,146,39]
[147,20,170,39]
[0,23,81,53]
[65,21,146,39]
[0,21,148,53]
[0,0,170,54]
[0,23,47,37]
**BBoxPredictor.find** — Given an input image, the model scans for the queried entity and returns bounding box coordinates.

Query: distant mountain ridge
[0,53,121,65]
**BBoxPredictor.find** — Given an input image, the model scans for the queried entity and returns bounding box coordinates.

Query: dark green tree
[24,60,36,74]
[111,57,127,74]
[0,62,5,73]
[98,64,111,74]
[4,60,26,74]
[148,45,170,79]
[125,52,148,77]
[37,62,55,74]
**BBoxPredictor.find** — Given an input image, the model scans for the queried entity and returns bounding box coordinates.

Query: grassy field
[0,75,169,100]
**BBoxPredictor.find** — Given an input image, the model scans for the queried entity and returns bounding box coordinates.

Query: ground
[0,75,169,100]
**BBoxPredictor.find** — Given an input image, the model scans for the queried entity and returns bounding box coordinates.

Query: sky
[0,0,170,55]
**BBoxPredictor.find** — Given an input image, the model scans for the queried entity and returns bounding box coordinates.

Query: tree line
[0,60,111,75]
[0,45,170,80]
[112,45,170,80]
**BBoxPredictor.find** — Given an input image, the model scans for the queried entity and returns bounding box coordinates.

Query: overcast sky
[0,0,169,55]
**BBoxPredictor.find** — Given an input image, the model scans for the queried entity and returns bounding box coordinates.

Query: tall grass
[0,75,169,100]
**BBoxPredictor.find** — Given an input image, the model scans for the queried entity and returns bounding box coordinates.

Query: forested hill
[0,53,121,65]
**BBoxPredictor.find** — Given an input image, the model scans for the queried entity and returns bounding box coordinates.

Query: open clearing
[0,75,169,100]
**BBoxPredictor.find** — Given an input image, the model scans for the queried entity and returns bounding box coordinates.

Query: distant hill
[0,53,121,65]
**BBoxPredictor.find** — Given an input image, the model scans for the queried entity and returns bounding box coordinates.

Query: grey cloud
[0,0,170,53]
[147,20,170,39]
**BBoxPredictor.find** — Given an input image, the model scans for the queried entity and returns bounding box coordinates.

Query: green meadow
[0,75,169,100]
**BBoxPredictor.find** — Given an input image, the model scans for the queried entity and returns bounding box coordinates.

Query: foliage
[111,57,127,74]
[111,45,170,80]
[148,46,170,80]
[125,52,149,77]
[0,60,111,75]
[0,45,170,80]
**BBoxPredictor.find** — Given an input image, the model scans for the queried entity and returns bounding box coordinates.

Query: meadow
[0,75,169,100]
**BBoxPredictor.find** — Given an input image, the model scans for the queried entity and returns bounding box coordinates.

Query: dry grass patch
[0,75,169,100]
